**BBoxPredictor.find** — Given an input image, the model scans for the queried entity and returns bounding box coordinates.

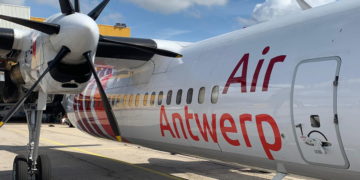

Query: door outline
[290,56,349,169]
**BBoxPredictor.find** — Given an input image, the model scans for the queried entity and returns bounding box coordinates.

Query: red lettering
[262,55,286,91]
[160,106,175,138]
[185,106,200,141]
[223,54,249,94]
[240,114,252,147]
[194,113,218,143]
[172,113,188,139]
[220,113,240,146]
[256,114,282,160]
[250,60,264,92]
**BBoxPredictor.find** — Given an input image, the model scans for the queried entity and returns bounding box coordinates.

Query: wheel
[62,118,74,128]
[35,155,52,180]
[68,121,74,128]
[12,155,29,180]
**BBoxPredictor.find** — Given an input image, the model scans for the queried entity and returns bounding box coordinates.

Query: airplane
[0,0,359,179]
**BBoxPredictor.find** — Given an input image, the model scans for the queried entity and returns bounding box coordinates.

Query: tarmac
[0,124,314,180]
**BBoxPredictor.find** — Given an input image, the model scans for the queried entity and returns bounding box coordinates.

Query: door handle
[304,137,332,154]
[295,123,304,136]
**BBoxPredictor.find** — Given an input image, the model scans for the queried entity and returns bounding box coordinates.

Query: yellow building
[31,17,131,37]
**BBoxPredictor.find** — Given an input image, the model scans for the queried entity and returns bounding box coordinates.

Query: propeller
[0,0,123,141]
[0,0,181,141]
[88,0,110,20]
[100,36,183,58]
[59,0,75,15]
[74,0,80,13]
[84,52,122,141]
[296,0,312,10]
[0,46,70,127]
[0,15,60,35]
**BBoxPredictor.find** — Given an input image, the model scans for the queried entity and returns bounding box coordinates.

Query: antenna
[296,0,312,10]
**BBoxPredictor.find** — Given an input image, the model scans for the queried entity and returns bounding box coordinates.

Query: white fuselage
[63,1,360,179]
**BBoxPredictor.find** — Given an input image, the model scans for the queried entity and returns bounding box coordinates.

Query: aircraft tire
[36,154,52,180]
[12,155,28,180]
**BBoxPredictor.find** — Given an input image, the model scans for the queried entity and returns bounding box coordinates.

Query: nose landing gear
[13,154,52,180]
[12,93,52,180]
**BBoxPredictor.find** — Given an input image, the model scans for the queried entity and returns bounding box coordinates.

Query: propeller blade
[74,0,80,12]
[88,0,110,20]
[0,15,60,35]
[100,36,183,58]
[59,0,75,15]
[296,0,312,10]
[84,52,122,141]
[0,46,70,128]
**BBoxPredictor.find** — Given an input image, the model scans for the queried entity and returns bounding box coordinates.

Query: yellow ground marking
[116,136,122,142]
[8,128,183,180]
[81,147,125,150]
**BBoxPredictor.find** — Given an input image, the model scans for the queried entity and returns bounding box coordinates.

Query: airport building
[0,3,130,37]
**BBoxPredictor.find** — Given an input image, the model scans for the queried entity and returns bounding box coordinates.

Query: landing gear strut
[12,91,52,180]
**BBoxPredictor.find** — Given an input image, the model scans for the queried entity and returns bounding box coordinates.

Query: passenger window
[128,95,134,107]
[113,96,117,106]
[118,95,123,106]
[158,91,164,105]
[135,94,140,107]
[187,88,193,104]
[167,90,172,105]
[150,92,156,106]
[211,86,219,104]
[114,96,118,106]
[143,93,149,106]
[176,89,183,105]
[111,96,115,106]
[198,87,205,104]
[123,95,128,106]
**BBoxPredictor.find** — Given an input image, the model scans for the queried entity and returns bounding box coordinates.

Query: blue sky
[2,0,336,42]
[24,0,262,42]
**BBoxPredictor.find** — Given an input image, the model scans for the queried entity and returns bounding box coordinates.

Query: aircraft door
[291,57,349,168]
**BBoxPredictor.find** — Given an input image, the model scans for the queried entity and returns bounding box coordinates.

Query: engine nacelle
[41,61,92,94]
[0,28,25,60]
[0,28,15,58]
[2,70,21,103]
[0,28,27,103]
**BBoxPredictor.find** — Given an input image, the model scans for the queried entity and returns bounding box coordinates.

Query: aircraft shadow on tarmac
[0,145,271,180]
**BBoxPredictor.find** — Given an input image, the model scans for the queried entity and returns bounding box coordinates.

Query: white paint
[7,0,360,179]
[48,13,99,64]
